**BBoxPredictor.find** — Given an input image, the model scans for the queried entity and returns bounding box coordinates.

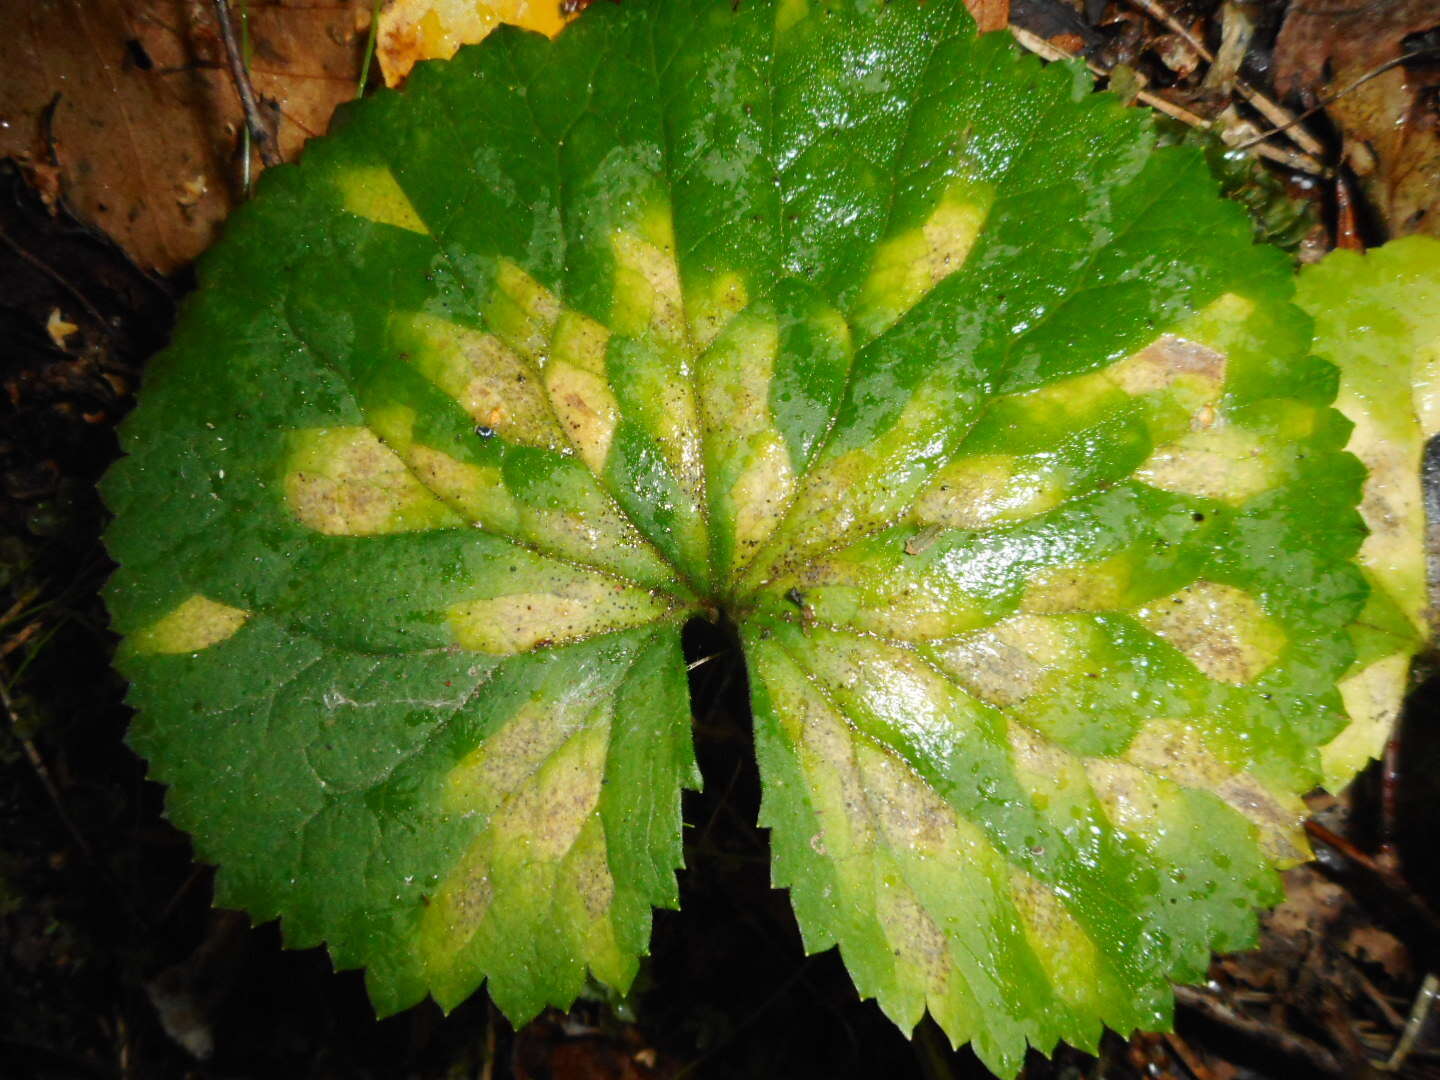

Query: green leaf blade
[106,0,1408,1070]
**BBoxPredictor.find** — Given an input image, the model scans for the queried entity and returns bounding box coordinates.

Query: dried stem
[1122,0,1326,158]
[1007,25,1324,175]
[212,0,280,168]
[1379,973,1439,1072]
[1173,985,1345,1076]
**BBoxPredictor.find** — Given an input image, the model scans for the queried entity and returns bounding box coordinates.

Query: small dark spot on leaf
[476,426,495,438]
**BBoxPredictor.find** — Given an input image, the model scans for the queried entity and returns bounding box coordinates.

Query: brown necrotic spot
[1109,334,1226,399]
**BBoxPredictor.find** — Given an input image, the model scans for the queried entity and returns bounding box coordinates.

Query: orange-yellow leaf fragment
[377,0,577,86]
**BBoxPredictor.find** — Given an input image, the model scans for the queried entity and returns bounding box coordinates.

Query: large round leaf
[104,0,1372,1073]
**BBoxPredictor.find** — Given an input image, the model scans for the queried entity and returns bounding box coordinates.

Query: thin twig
[212,0,280,168]
[0,226,108,328]
[1378,973,1439,1072]
[1122,0,1326,158]
[1306,820,1394,881]
[1007,26,1325,174]
[0,677,95,862]
[357,0,383,98]
[1164,1030,1220,1080]
[1235,49,1440,154]
[1174,985,1345,1076]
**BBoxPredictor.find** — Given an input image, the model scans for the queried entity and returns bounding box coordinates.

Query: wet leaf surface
[100,2,1416,1073]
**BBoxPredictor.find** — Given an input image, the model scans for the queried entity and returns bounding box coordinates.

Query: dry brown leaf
[1276,0,1440,239]
[1343,926,1409,980]
[377,0,577,87]
[963,0,1010,35]
[0,0,370,274]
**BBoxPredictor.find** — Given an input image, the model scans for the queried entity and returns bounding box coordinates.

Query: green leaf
[1295,235,1440,788]
[104,0,1392,1072]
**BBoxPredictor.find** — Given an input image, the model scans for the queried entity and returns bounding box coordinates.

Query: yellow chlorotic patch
[729,437,796,572]
[1419,334,1440,439]
[686,271,750,349]
[993,330,1228,454]
[397,313,564,449]
[936,615,1096,707]
[1346,405,1428,637]
[1134,581,1285,685]
[1124,718,1307,863]
[408,445,521,531]
[489,722,609,859]
[1083,758,1170,838]
[364,353,657,576]
[542,309,620,473]
[447,576,671,655]
[776,0,808,34]
[857,739,965,858]
[485,259,561,363]
[755,642,1026,1036]
[749,372,954,587]
[333,166,429,235]
[1008,870,1105,1011]
[131,594,249,655]
[792,554,991,641]
[1173,292,1257,353]
[421,835,495,971]
[376,0,574,86]
[1020,554,1135,614]
[617,340,706,501]
[1136,422,1280,505]
[1000,366,1120,429]
[551,309,612,376]
[700,313,797,573]
[283,426,462,535]
[423,718,626,997]
[876,879,954,1004]
[852,181,994,341]
[445,698,602,817]
[914,453,1068,530]
[1325,653,1413,789]
[610,211,686,345]
[545,361,620,474]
